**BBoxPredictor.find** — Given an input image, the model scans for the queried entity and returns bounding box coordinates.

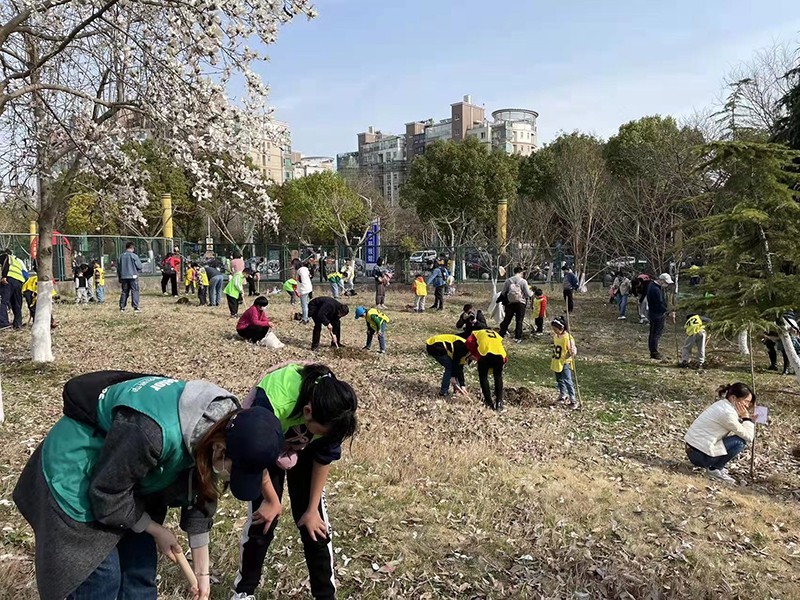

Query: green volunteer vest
[42,377,193,523]
[224,272,244,299]
[255,365,305,433]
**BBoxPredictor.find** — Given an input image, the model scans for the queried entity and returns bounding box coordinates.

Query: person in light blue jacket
[427,261,448,311]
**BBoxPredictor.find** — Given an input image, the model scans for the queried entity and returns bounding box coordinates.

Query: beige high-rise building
[248,119,292,184]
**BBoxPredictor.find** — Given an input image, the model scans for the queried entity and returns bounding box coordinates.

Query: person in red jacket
[532,288,548,336]
[237,296,273,344]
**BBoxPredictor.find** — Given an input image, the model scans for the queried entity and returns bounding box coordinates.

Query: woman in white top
[684,382,755,484]
[294,260,314,324]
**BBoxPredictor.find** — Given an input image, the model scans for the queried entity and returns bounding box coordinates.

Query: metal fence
[0,232,657,285]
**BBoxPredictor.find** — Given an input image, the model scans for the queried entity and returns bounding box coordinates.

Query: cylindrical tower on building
[491,108,539,156]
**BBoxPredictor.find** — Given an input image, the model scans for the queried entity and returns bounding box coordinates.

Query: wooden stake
[748,328,757,480]
[174,550,198,588]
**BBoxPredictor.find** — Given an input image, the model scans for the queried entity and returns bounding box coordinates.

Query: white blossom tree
[0,0,312,361]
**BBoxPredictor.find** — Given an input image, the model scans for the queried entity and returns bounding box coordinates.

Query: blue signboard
[365,218,380,265]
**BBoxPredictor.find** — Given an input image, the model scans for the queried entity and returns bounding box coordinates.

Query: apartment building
[340,96,539,202]
[248,119,292,184]
[292,155,335,179]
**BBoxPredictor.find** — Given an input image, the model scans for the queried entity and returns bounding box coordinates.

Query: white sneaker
[231,593,255,600]
[706,468,736,485]
[617,316,626,320]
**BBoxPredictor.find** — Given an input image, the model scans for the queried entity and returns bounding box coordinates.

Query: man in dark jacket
[427,261,447,311]
[562,266,579,313]
[308,296,349,350]
[117,242,143,312]
[646,273,675,360]
[498,267,533,343]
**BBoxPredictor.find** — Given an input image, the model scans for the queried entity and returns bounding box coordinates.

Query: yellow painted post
[161,193,174,252]
[29,220,37,245]
[497,198,508,254]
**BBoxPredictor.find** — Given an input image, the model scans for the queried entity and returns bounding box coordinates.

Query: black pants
[248,278,257,296]
[434,286,445,310]
[238,324,270,343]
[312,317,341,349]
[649,316,666,357]
[534,316,544,334]
[764,339,789,371]
[161,273,178,296]
[563,288,574,313]
[499,302,526,340]
[0,278,23,328]
[198,285,207,306]
[375,282,385,306]
[226,293,241,316]
[235,452,335,599]
[478,354,505,409]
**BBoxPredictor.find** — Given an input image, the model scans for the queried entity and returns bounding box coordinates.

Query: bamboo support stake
[748,329,757,480]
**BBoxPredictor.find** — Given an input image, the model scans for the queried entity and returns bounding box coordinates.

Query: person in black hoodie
[308,296,349,350]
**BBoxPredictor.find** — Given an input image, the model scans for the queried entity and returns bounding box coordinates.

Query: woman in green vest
[232,362,358,600]
[13,371,284,600]
[224,269,245,317]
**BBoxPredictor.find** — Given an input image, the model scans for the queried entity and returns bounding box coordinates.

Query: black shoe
[496,401,505,412]
[651,353,662,360]
[768,365,779,371]
[311,345,319,351]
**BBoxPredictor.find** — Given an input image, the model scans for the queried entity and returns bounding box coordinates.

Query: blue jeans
[68,531,157,600]
[687,435,747,471]
[329,282,340,298]
[365,322,386,352]
[209,275,224,306]
[119,279,140,310]
[617,293,628,317]
[433,354,453,395]
[95,285,105,304]
[300,293,310,323]
[555,364,575,400]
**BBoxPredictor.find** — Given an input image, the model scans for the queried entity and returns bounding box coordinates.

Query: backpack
[62,370,156,429]
[161,258,175,275]
[507,280,523,304]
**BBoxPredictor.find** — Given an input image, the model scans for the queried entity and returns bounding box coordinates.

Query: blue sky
[259,0,800,158]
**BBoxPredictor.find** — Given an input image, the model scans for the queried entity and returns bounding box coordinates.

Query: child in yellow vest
[680,314,711,369]
[355,306,390,353]
[196,263,209,305]
[411,274,427,312]
[453,329,507,411]
[551,317,578,410]
[184,264,196,294]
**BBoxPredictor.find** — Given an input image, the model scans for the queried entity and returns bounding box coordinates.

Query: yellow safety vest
[551,333,575,373]
[6,255,25,282]
[366,308,390,332]
[414,279,427,296]
[473,329,507,360]
[425,334,466,361]
[685,315,705,336]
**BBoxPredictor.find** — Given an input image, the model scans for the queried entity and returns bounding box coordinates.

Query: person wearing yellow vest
[1,248,26,329]
[13,371,284,600]
[196,262,209,306]
[92,260,106,304]
[680,313,711,368]
[355,305,390,353]
[224,269,245,317]
[426,334,468,396]
[454,328,508,410]
[550,316,579,410]
[412,273,427,312]
[22,272,58,327]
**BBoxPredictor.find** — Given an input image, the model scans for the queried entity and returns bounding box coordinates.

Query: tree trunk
[738,329,750,355]
[32,207,55,362]
[778,329,800,384]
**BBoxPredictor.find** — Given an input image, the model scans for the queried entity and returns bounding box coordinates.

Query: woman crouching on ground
[684,382,756,485]
[14,371,284,600]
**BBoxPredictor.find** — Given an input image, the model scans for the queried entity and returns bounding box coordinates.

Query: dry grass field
[1,282,800,599]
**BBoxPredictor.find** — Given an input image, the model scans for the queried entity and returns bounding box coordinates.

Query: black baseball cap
[224,407,284,501]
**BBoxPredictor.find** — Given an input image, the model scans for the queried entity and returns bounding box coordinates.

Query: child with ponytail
[233,362,358,600]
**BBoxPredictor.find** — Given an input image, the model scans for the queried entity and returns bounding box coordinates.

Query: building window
[480,132,486,139]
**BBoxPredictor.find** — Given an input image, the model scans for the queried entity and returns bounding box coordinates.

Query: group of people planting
[10,256,764,600]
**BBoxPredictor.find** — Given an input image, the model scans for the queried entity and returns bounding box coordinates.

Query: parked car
[410,250,437,269]
[606,256,646,270]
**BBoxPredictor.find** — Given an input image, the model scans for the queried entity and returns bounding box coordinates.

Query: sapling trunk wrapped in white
[738,329,751,355]
[778,329,800,383]
[31,279,54,363]
[0,375,4,424]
